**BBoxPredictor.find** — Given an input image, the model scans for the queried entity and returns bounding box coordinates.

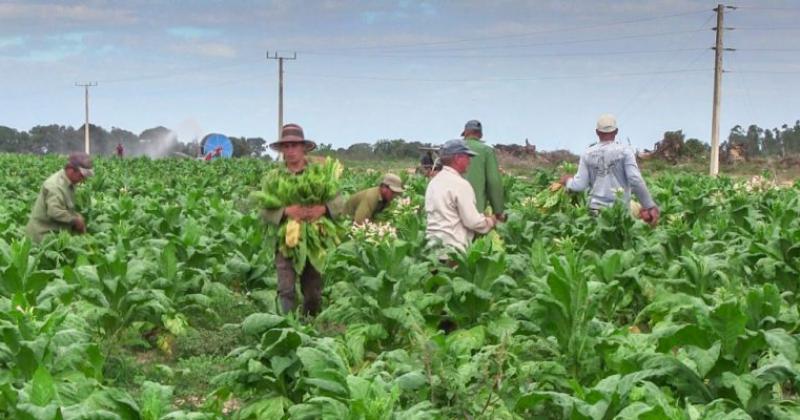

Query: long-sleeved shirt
[464,137,505,215]
[344,187,386,223]
[425,166,493,252]
[566,141,656,210]
[26,169,79,243]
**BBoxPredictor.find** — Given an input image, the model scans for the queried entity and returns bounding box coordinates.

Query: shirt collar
[441,166,462,177]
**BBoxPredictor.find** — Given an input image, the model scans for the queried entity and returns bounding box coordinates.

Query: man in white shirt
[425,139,497,255]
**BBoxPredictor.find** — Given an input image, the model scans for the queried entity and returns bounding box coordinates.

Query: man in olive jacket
[26,152,94,243]
[345,173,404,223]
[462,120,505,221]
[261,124,342,317]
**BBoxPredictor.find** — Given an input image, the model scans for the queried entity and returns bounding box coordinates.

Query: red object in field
[204,146,224,161]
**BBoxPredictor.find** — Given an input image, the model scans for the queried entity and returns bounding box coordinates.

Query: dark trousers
[275,252,323,316]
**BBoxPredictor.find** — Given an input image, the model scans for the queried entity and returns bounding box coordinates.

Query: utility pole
[75,82,97,155]
[266,52,297,141]
[709,4,736,176]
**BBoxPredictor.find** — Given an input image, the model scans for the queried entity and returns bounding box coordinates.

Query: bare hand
[284,205,305,221]
[72,215,86,234]
[494,213,506,223]
[486,215,497,229]
[640,207,660,226]
[559,175,573,186]
[302,205,328,222]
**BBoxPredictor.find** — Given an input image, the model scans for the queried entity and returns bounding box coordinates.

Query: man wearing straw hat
[261,123,340,316]
[26,152,94,243]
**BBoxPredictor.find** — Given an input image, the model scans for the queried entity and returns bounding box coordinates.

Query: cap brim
[388,185,405,193]
[79,167,94,177]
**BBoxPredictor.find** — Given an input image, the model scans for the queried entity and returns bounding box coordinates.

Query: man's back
[463,138,504,214]
[567,142,655,210]
[345,186,383,223]
[26,170,76,242]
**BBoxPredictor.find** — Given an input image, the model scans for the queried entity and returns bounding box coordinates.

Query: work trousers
[275,252,323,316]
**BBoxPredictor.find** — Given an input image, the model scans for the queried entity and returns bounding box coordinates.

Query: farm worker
[560,114,660,225]
[418,150,442,178]
[261,124,342,316]
[26,152,93,243]
[345,173,405,223]
[115,143,124,158]
[462,120,506,221]
[425,139,497,257]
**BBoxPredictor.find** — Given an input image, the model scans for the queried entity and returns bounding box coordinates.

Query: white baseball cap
[596,114,618,133]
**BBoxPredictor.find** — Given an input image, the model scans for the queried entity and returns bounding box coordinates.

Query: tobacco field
[1,153,800,419]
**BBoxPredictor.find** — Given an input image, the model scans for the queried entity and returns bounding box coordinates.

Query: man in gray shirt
[560,114,660,225]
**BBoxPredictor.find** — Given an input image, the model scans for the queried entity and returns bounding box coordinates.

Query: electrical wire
[617,12,715,119]
[286,68,709,83]
[298,28,709,55]
[300,48,707,60]
[310,9,712,52]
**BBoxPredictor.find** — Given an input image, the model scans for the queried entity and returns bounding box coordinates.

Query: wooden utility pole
[75,82,97,155]
[266,52,297,141]
[709,5,735,176]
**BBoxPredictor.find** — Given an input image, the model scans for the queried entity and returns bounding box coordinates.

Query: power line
[299,28,709,55]
[727,69,800,74]
[310,9,711,52]
[732,6,800,11]
[97,60,262,84]
[735,48,800,52]
[735,26,800,31]
[287,68,709,83]
[301,47,707,60]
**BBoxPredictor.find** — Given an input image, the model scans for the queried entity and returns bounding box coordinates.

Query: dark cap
[461,119,482,136]
[439,139,477,158]
[67,152,94,177]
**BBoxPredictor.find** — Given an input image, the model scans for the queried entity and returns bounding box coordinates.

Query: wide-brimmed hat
[269,123,317,152]
[68,152,94,177]
[381,173,405,193]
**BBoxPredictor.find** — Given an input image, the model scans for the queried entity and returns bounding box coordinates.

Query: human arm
[485,149,506,216]
[564,157,590,192]
[454,184,495,234]
[44,188,79,225]
[260,207,286,226]
[623,149,656,209]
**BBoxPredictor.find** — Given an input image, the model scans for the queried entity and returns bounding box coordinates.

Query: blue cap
[439,139,477,158]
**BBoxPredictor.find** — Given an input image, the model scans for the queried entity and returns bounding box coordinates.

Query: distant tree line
[2,121,799,161]
[312,138,437,161]
[723,121,800,157]
[0,124,268,158]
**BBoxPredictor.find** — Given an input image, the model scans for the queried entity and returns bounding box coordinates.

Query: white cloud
[0,3,137,24]
[168,42,238,58]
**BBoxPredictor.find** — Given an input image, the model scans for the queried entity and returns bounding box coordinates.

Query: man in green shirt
[345,173,405,223]
[26,152,94,243]
[462,120,505,220]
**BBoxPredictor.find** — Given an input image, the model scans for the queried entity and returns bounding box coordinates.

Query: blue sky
[1,0,798,154]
